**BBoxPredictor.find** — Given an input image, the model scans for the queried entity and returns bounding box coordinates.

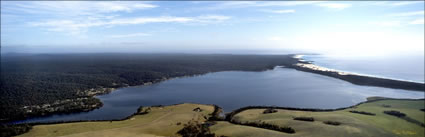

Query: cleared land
[17,103,214,137]
[15,99,424,137]
[212,98,425,137]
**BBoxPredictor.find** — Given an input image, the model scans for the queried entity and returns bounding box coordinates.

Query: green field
[18,103,214,137]
[16,99,424,137]
[211,99,425,137]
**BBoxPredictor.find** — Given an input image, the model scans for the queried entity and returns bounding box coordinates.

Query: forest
[0,53,297,122]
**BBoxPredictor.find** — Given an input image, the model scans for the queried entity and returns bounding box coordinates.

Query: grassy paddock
[17,103,215,137]
[14,98,425,137]
[212,99,424,137]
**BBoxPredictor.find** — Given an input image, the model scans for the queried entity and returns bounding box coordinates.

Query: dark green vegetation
[381,104,391,108]
[349,110,376,116]
[229,120,296,134]
[384,110,406,117]
[0,53,297,122]
[208,105,224,121]
[293,116,314,122]
[384,110,425,127]
[177,120,216,137]
[214,98,424,137]
[262,108,277,114]
[0,124,32,137]
[323,121,341,126]
[290,62,425,91]
[4,98,424,137]
[15,103,217,137]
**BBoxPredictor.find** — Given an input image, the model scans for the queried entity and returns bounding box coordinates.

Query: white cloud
[410,18,424,25]
[30,15,232,35]
[196,15,231,22]
[367,1,424,7]
[288,31,424,57]
[108,33,151,38]
[203,1,354,12]
[107,16,195,25]
[369,21,401,27]
[260,9,295,14]
[255,1,322,7]
[390,1,423,6]
[7,1,157,16]
[7,1,232,35]
[369,18,424,26]
[205,1,322,10]
[390,11,424,17]
[3,1,161,35]
[317,3,352,10]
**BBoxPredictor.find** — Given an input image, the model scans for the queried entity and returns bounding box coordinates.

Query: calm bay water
[17,67,424,123]
[302,55,425,83]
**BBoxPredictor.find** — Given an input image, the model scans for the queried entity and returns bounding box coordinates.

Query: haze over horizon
[1,1,424,57]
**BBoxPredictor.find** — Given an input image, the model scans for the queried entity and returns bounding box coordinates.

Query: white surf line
[292,54,425,84]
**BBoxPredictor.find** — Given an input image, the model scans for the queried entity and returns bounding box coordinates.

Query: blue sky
[1,1,424,56]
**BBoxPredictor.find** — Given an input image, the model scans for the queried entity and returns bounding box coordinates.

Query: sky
[1,1,424,57]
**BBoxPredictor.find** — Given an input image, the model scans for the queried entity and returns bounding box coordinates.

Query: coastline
[295,55,425,84]
[6,54,424,124]
[289,54,425,92]
[6,97,424,137]
[224,97,424,121]
[6,66,278,124]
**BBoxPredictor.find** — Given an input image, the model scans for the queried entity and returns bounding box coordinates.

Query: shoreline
[9,98,423,137]
[289,54,425,92]
[6,54,424,124]
[225,97,424,121]
[5,66,278,124]
[294,54,425,84]
[6,97,424,126]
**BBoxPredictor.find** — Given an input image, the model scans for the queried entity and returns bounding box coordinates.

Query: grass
[16,99,424,137]
[211,99,424,137]
[343,99,424,137]
[17,103,214,137]
[210,121,291,137]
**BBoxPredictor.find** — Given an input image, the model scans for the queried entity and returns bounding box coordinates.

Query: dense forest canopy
[0,53,297,121]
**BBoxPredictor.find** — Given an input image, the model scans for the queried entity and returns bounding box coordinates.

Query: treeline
[225,106,347,121]
[177,120,217,137]
[293,117,314,122]
[230,120,295,134]
[207,105,224,121]
[290,62,425,91]
[323,121,341,126]
[1,53,297,122]
[0,124,32,137]
[263,108,277,114]
[383,110,425,127]
[349,110,376,116]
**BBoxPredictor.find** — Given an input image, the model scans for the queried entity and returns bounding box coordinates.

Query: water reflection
[19,67,424,123]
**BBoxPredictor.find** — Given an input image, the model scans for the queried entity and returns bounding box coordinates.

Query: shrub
[349,110,376,116]
[383,110,406,117]
[263,108,278,114]
[383,110,425,127]
[233,120,295,134]
[193,107,203,112]
[208,105,224,121]
[0,124,32,137]
[293,117,314,122]
[381,104,391,108]
[177,120,215,137]
[323,121,341,126]
[137,107,151,115]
